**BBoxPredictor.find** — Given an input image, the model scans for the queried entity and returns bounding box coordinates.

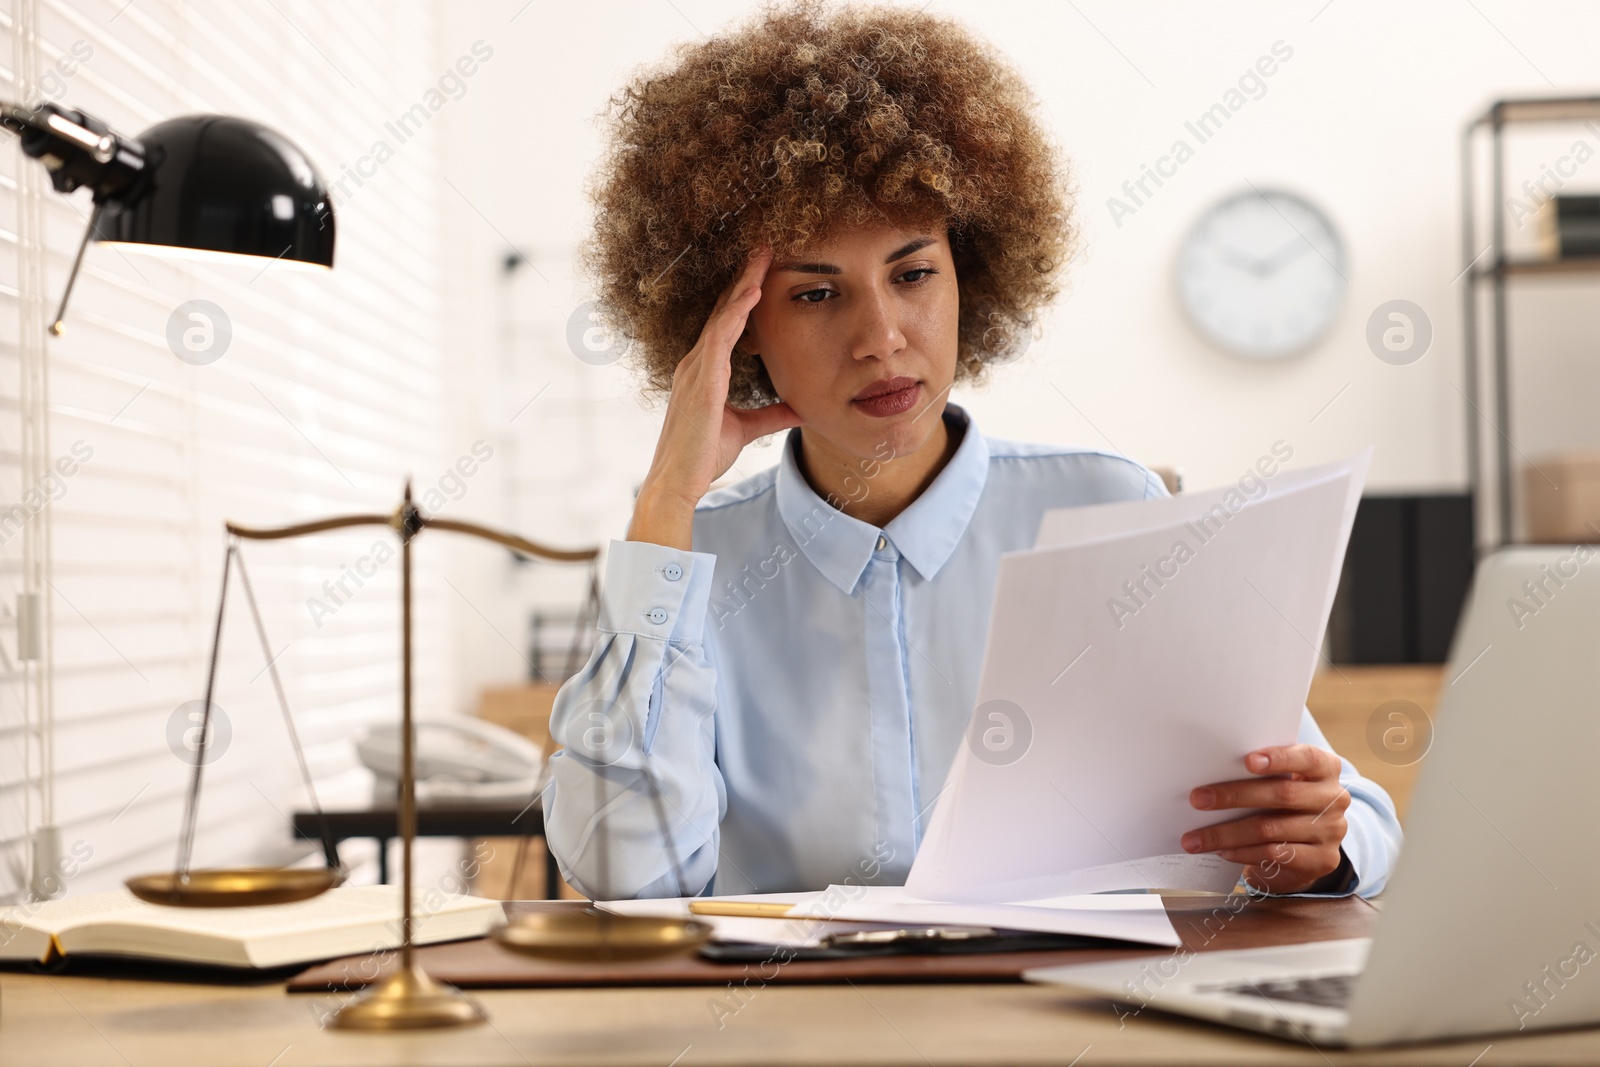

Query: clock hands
[1213,245,1268,275]
[1259,236,1314,273]
[1213,235,1317,277]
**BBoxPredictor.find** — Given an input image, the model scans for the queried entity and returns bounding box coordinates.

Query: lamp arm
[0,100,145,200]
[48,203,102,337]
[4,100,148,336]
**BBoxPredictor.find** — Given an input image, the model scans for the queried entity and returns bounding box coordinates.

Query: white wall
[430,0,1600,695]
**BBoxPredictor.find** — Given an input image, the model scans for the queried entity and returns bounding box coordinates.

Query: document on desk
[786,885,1181,946]
[602,888,1181,947]
[599,893,900,946]
[905,450,1371,903]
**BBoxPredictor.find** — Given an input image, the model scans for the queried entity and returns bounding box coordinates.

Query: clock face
[1175,188,1347,361]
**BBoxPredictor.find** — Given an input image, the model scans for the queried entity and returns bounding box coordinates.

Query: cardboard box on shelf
[1525,453,1600,543]
[476,682,563,754]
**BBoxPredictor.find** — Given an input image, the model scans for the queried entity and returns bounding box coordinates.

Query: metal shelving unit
[1462,94,1600,549]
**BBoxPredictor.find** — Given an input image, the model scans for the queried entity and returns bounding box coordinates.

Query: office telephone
[356,716,545,805]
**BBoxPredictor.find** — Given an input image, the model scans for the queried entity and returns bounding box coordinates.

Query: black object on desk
[291,806,560,897]
[699,926,1154,962]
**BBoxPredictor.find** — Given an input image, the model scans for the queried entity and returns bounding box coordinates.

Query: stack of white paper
[786,885,1180,946]
[599,893,902,947]
[905,451,1370,903]
[601,888,1180,947]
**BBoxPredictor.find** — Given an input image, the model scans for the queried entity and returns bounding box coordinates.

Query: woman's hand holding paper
[1182,744,1352,894]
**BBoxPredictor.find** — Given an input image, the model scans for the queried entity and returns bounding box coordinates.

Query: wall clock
[1175,187,1347,361]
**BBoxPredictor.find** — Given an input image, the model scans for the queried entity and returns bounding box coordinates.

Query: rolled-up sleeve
[541,538,725,900]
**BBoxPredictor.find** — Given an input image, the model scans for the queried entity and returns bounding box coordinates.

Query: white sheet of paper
[905,452,1370,902]
[962,853,1244,900]
[600,887,1181,947]
[800,884,1163,911]
[1036,449,1371,629]
[786,884,1180,947]
[598,893,902,946]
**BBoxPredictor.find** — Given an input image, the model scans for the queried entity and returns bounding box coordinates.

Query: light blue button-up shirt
[542,403,1402,900]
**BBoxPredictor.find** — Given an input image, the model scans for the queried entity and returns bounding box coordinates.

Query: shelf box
[1524,453,1600,543]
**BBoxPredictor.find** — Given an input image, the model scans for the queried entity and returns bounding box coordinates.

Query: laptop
[1024,546,1600,1047]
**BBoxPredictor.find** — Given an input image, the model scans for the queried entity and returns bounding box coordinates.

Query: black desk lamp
[0,101,335,335]
[3,97,705,1031]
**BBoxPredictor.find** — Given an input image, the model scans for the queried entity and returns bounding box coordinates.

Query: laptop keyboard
[1202,973,1357,1009]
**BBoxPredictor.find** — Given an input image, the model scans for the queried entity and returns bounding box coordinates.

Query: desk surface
[289,896,1368,989]
[8,967,1600,1066]
[5,896,1600,1066]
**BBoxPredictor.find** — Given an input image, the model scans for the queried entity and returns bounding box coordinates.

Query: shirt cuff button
[644,608,669,625]
[662,562,683,581]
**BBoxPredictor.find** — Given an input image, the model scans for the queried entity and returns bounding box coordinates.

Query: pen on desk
[687,900,798,918]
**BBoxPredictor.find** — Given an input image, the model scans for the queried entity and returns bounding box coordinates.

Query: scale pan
[126,867,344,907]
[491,909,712,962]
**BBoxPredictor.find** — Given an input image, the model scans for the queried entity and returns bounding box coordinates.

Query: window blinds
[0,0,455,899]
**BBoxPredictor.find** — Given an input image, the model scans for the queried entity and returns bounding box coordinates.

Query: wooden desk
[6,964,1600,1064]
[288,897,1371,989]
[6,896,1600,1065]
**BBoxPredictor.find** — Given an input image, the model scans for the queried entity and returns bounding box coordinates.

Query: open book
[0,884,504,969]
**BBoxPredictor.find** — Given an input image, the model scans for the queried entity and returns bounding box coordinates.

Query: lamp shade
[95,115,335,268]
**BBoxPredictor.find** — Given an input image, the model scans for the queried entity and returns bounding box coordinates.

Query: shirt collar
[775,401,991,595]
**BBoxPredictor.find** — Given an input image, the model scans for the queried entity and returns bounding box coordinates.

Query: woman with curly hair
[543,0,1400,902]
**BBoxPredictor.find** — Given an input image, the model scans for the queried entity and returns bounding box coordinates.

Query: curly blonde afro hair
[580,0,1079,408]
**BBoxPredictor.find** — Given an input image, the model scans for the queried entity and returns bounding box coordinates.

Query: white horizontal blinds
[0,0,41,901]
[0,0,454,901]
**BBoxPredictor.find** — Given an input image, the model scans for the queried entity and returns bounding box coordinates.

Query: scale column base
[329,963,486,1030]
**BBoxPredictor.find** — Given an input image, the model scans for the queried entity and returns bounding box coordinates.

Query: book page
[0,915,54,962]
[25,884,483,937]
[0,889,153,935]
[75,886,402,936]
[15,885,501,968]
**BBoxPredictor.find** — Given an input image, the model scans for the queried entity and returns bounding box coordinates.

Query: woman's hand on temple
[629,244,803,550]
[1183,744,1352,894]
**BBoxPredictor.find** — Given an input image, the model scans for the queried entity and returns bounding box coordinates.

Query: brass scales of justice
[126,483,712,1029]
